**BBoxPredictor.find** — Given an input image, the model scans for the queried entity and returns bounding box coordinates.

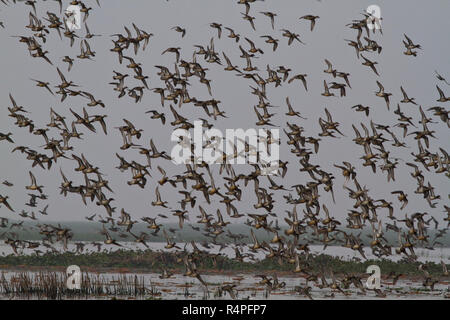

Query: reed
[0,271,150,300]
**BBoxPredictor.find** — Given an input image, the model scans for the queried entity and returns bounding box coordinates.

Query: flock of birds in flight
[0,0,449,298]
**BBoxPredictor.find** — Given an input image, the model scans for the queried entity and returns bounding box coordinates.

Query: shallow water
[0,270,447,300]
[1,242,448,300]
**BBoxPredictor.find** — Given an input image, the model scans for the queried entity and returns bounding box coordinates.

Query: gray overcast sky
[0,0,449,223]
